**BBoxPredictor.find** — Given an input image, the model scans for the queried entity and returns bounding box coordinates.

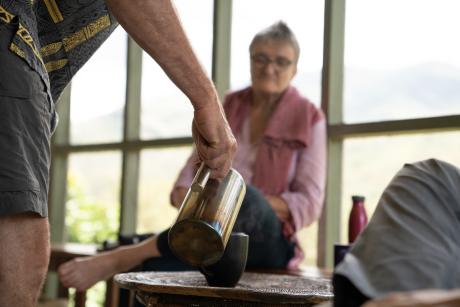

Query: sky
[345,0,460,70]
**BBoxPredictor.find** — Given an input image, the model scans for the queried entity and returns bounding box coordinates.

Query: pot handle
[191,162,211,192]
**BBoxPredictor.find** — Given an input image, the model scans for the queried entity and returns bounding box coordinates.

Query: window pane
[137,147,193,233]
[344,0,460,123]
[341,131,460,243]
[70,27,127,144]
[297,224,318,266]
[231,0,324,106]
[66,152,122,244]
[140,0,214,140]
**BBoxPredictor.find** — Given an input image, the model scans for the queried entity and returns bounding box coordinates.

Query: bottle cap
[352,195,365,202]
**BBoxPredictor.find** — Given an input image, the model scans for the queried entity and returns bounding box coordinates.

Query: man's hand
[192,102,237,179]
[171,187,187,209]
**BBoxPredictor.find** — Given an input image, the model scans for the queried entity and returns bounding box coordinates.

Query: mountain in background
[343,62,460,122]
[69,62,460,144]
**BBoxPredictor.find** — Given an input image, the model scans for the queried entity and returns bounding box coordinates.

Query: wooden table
[115,271,333,306]
[48,243,98,307]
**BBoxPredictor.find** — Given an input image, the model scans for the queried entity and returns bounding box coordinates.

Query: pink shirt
[170,90,327,268]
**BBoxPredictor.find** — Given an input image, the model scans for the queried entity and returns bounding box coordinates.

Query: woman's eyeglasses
[251,53,293,71]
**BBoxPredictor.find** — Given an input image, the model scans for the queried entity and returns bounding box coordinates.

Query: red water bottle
[348,195,368,243]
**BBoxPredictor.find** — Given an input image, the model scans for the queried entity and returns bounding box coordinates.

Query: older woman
[58,21,326,292]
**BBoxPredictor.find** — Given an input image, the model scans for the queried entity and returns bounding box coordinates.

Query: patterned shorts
[0,21,52,217]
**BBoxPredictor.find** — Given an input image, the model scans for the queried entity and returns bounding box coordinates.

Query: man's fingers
[193,121,226,157]
[198,143,227,161]
[196,141,234,179]
[193,121,235,160]
[209,165,231,179]
[202,154,232,179]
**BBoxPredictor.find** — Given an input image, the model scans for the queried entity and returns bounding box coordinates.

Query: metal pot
[168,163,246,267]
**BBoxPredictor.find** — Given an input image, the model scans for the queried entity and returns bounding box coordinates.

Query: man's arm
[106,0,236,178]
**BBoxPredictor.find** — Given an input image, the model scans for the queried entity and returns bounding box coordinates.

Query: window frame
[48,0,460,270]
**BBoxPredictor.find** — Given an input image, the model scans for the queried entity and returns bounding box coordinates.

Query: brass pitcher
[168,163,246,267]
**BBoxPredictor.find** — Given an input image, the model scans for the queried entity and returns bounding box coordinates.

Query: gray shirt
[335,159,460,298]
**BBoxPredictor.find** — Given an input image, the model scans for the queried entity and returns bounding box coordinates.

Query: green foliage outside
[65,173,120,307]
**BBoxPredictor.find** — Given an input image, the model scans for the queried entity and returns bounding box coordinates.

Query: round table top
[115,271,333,305]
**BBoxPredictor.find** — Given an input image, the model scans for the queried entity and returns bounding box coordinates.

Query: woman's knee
[234,186,279,235]
[237,185,274,219]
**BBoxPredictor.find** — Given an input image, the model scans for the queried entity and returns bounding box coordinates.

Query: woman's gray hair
[249,21,300,63]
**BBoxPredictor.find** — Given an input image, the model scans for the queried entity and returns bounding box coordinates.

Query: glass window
[297,224,318,266]
[231,0,325,106]
[137,147,193,233]
[341,131,460,243]
[66,152,122,244]
[64,151,122,306]
[70,27,127,144]
[344,0,460,123]
[140,0,214,140]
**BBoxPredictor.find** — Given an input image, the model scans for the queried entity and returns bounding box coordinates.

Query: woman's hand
[266,195,290,220]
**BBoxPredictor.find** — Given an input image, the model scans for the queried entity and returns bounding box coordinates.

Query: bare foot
[58,237,159,291]
[58,253,118,292]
